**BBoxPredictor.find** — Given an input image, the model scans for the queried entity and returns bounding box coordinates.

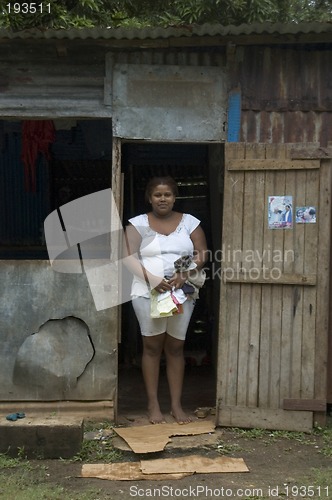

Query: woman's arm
[190,225,208,270]
[123,224,172,292]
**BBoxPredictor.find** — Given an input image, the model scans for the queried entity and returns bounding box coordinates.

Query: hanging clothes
[21,120,55,192]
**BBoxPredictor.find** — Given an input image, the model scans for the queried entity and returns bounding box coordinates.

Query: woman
[124,176,208,424]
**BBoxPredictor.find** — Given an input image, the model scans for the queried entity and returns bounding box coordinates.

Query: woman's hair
[144,176,179,203]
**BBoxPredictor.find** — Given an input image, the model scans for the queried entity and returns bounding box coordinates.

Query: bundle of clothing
[150,255,206,319]
[150,287,187,318]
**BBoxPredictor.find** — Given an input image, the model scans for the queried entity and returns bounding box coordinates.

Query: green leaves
[1,0,331,31]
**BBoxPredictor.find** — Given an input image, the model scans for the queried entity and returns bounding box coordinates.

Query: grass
[0,454,99,500]
[216,441,244,454]
[231,426,332,446]
[70,437,123,463]
[216,426,332,462]
[0,472,102,500]
[68,421,124,463]
[228,465,332,500]
[309,468,332,493]
[314,426,332,457]
[0,452,31,470]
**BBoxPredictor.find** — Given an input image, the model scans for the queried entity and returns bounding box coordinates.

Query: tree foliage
[1,0,331,30]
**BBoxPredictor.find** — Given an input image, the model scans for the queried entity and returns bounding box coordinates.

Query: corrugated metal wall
[0,39,330,144]
[0,40,226,117]
[238,45,332,145]
[117,45,332,146]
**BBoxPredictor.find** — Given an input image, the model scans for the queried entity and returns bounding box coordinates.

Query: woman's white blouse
[128,213,200,297]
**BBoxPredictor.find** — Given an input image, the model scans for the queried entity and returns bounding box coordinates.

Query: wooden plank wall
[217,143,331,431]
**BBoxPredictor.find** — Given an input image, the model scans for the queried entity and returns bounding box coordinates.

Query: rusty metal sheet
[111,63,227,141]
[241,110,332,147]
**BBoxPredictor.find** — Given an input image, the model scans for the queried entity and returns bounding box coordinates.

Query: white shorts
[132,296,195,340]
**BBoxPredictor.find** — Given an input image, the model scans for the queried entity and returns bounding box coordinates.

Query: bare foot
[148,403,166,424]
[170,408,192,425]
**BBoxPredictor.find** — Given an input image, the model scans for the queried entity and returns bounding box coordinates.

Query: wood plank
[217,406,313,432]
[314,158,332,424]
[280,285,293,402]
[218,143,245,407]
[226,146,245,402]
[259,285,272,407]
[219,284,242,405]
[283,399,326,412]
[301,166,319,400]
[245,144,265,408]
[236,145,258,406]
[266,145,286,409]
[247,285,261,407]
[237,284,252,406]
[290,147,332,159]
[290,167,307,400]
[224,272,316,285]
[269,284,283,408]
[112,137,122,421]
[329,151,332,403]
[280,169,296,403]
[227,159,320,171]
[291,148,320,408]
[259,149,275,408]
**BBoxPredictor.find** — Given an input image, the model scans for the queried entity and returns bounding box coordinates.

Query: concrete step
[0,415,83,458]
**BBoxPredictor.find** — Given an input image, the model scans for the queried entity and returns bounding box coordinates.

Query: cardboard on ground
[81,455,248,481]
[113,420,216,453]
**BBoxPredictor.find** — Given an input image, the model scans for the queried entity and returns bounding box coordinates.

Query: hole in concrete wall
[13,316,94,397]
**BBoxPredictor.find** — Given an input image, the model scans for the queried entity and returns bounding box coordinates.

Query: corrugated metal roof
[0,22,332,40]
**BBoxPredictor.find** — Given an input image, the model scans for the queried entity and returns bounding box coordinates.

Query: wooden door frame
[111,136,122,423]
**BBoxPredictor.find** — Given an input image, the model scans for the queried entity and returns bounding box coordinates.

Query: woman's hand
[167,272,188,290]
[153,277,173,294]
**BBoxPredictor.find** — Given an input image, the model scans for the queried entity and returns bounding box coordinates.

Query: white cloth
[129,213,200,298]
[171,288,188,304]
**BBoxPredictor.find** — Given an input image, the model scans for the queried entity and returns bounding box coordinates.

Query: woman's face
[149,184,176,216]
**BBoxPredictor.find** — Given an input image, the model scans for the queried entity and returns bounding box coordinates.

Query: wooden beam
[223,272,316,285]
[217,405,313,432]
[291,147,332,159]
[227,159,320,171]
[283,399,326,412]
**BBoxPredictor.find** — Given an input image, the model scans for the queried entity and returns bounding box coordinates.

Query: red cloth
[21,120,55,192]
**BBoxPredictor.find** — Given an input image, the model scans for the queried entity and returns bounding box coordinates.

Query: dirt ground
[6,415,331,500]
[2,363,331,499]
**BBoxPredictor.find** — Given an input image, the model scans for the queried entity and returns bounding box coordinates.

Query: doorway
[117,141,224,419]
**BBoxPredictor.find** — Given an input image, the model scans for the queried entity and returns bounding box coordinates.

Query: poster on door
[268,196,293,229]
[295,206,317,223]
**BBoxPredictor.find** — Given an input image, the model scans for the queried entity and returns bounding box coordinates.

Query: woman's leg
[164,334,191,424]
[141,333,166,423]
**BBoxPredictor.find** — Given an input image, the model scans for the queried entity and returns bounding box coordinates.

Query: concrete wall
[0,260,117,401]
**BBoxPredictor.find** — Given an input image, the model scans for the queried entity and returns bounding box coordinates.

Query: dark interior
[118,141,223,416]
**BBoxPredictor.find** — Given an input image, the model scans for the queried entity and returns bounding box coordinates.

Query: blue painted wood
[227,90,241,142]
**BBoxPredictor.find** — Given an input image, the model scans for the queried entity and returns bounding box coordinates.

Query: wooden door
[216,143,332,431]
